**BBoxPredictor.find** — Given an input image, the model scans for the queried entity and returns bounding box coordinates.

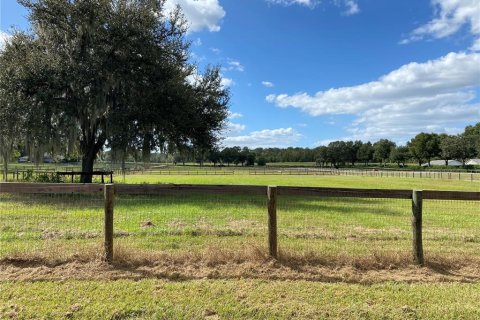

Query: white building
[421,159,463,167]
[466,159,480,165]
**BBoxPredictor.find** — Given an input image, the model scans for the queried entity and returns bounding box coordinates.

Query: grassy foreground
[1,174,479,319]
[117,173,480,191]
[1,279,480,319]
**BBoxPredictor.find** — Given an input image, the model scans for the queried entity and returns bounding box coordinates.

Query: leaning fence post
[412,190,424,266]
[104,184,114,263]
[267,186,278,259]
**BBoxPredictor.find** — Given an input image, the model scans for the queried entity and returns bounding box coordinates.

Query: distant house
[466,159,480,166]
[421,159,462,167]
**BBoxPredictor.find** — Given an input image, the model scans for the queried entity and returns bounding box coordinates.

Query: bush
[257,157,267,166]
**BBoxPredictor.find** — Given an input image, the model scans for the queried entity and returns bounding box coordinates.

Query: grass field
[1,173,479,319]
[117,173,480,191]
[2,279,480,319]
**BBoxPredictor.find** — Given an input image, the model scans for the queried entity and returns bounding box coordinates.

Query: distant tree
[464,122,480,157]
[221,147,237,166]
[390,146,409,167]
[315,146,329,167]
[455,134,476,166]
[345,141,362,166]
[208,149,222,166]
[245,153,256,166]
[357,142,374,166]
[257,157,267,166]
[408,133,440,166]
[373,139,396,165]
[327,141,349,168]
[439,134,458,166]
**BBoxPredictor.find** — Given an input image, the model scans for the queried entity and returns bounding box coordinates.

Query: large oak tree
[2,0,228,182]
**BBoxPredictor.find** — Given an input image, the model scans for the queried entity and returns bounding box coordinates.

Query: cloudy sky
[1,0,479,148]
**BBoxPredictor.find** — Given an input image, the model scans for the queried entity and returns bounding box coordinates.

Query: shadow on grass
[1,193,409,218]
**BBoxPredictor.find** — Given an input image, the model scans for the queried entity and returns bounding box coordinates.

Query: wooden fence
[1,182,479,265]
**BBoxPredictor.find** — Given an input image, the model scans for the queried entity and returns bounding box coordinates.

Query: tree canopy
[0,0,229,182]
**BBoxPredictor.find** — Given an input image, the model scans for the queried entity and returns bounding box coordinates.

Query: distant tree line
[185,123,479,167]
[314,123,479,168]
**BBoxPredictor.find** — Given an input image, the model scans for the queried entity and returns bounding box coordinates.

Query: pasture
[1,172,479,319]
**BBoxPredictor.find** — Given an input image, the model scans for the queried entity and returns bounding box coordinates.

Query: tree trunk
[79,127,106,183]
[2,155,8,182]
[81,152,95,183]
[1,144,11,182]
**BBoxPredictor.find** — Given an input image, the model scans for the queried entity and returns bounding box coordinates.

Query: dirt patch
[1,248,480,284]
[140,220,155,228]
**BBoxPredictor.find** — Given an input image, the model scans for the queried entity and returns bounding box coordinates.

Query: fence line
[2,182,479,200]
[1,182,479,266]
[5,166,480,182]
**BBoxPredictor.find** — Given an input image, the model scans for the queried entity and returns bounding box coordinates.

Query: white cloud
[343,0,359,16]
[227,111,243,119]
[262,81,275,88]
[266,51,480,141]
[193,37,202,46]
[227,60,245,72]
[165,0,225,33]
[401,0,480,49]
[223,128,302,148]
[267,0,360,14]
[0,31,11,49]
[471,38,480,51]
[220,77,234,87]
[224,122,246,136]
[210,47,221,54]
[266,0,319,8]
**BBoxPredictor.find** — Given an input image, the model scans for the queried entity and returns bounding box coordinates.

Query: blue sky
[1,0,479,148]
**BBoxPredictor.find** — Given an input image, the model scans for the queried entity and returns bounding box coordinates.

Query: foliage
[390,146,409,167]
[373,139,396,165]
[1,0,229,182]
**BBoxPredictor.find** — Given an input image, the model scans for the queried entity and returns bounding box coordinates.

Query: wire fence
[0,183,478,267]
[0,192,104,261]
[113,192,268,262]
[277,196,412,264]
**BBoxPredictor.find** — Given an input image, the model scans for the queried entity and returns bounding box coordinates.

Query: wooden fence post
[267,186,278,259]
[412,190,424,266]
[104,184,114,263]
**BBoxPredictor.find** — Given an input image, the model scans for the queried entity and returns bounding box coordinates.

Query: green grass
[1,188,478,260]
[1,280,480,319]
[1,174,480,319]
[117,173,480,191]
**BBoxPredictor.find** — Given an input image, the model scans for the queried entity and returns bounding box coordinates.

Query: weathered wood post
[267,186,278,259]
[104,184,114,263]
[412,190,424,266]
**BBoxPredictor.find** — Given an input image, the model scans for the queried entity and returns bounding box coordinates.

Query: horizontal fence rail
[2,183,479,200]
[0,183,104,194]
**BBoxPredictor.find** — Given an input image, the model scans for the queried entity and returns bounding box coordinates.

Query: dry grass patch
[1,245,480,284]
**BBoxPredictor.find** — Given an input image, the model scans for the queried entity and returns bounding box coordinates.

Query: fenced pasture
[1,183,478,269]
[5,163,480,183]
